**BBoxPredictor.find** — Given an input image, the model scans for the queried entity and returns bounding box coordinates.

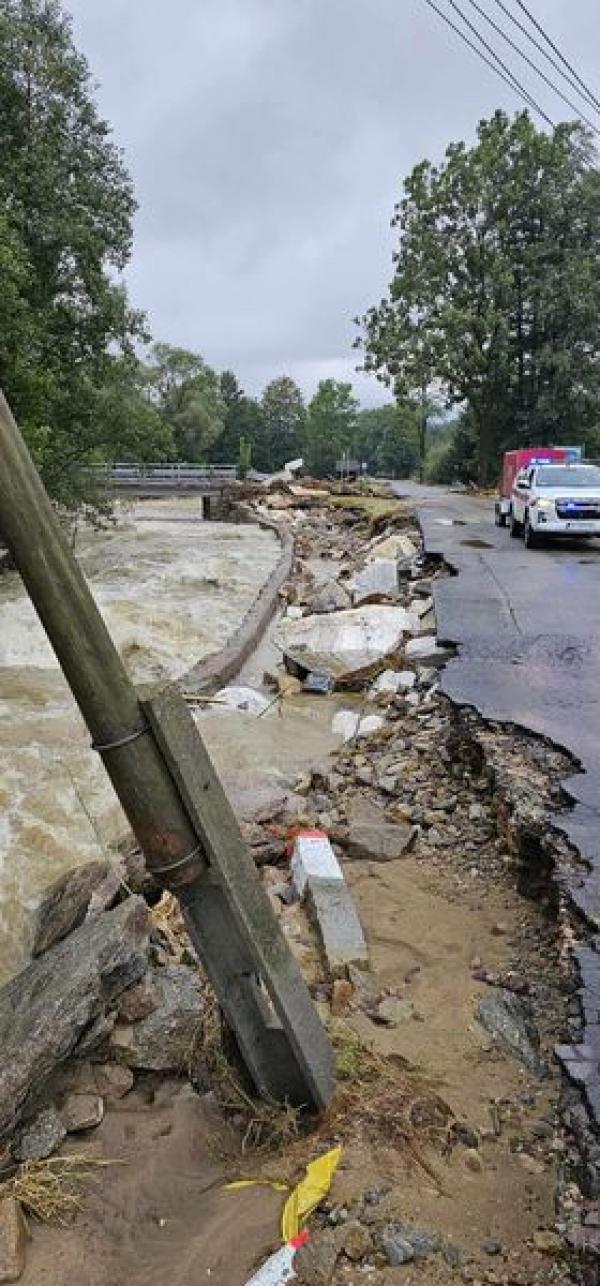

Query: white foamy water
[0,498,279,979]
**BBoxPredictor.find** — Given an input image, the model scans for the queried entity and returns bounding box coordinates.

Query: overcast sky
[66,0,598,406]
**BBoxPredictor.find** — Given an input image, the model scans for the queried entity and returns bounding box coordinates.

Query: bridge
[88,462,238,495]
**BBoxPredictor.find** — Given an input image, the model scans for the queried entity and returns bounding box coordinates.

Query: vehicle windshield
[536,465,600,488]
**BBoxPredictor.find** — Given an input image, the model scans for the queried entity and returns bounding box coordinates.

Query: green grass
[329,494,404,519]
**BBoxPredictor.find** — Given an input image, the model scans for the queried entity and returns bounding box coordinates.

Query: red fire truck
[494,447,571,527]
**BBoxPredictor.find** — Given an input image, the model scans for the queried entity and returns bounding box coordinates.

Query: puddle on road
[0,499,282,980]
[459,538,494,549]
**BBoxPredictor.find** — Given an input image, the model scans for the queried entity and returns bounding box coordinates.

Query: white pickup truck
[510,462,600,548]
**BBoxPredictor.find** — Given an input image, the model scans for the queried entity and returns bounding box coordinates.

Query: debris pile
[0,484,587,1282]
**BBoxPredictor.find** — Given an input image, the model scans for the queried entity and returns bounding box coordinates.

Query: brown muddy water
[0,498,294,980]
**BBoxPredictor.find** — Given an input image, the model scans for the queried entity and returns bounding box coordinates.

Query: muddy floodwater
[0,498,284,980]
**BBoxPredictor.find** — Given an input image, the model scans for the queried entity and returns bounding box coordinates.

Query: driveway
[392,481,600,1121]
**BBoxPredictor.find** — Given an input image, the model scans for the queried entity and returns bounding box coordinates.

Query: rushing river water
[0,498,281,980]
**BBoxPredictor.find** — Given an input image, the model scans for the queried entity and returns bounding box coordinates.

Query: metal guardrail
[88,463,237,491]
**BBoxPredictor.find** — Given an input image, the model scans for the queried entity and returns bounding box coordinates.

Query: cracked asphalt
[392,480,600,1122]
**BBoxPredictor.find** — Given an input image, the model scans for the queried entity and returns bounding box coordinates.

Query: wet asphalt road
[393,480,600,888]
[392,480,600,1118]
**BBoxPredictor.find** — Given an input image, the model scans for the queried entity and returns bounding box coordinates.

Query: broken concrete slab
[0,896,150,1142]
[397,670,417,691]
[405,636,453,667]
[370,669,403,697]
[291,833,368,978]
[410,596,434,619]
[331,710,385,742]
[291,832,343,899]
[278,605,419,688]
[212,685,272,715]
[307,878,369,979]
[304,580,352,615]
[349,559,399,606]
[367,532,418,564]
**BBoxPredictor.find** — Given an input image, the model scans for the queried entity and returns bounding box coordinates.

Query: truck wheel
[524,513,539,549]
[509,512,522,538]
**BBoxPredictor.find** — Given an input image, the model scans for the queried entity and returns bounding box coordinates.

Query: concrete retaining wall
[179,514,294,695]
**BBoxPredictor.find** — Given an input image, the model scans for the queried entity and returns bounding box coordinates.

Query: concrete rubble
[291,832,368,978]
[278,604,420,688]
[0,479,593,1283]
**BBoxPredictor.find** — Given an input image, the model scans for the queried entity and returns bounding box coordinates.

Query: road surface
[392,481,600,1122]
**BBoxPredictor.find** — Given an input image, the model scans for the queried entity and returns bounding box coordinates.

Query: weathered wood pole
[0,388,334,1109]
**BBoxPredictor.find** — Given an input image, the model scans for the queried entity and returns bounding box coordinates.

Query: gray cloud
[67,0,599,404]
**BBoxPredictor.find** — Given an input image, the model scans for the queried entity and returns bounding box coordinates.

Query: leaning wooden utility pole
[0,388,334,1111]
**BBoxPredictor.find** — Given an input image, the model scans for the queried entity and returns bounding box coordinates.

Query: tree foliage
[259,376,305,472]
[204,369,266,467]
[354,404,420,478]
[358,111,600,483]
[144,343,225,462]
[303,379,358,476]
[0,0,169,508]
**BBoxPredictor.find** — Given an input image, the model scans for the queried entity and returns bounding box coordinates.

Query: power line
[464,0,600,134]
[513,0,600,114]
[433,0,555,126]
[423,0,554,126]
[491,0,600,115]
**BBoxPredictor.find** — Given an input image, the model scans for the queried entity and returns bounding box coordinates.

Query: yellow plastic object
[281,1146,343,1242]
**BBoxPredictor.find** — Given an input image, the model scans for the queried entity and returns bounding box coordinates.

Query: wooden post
[0,389,334,1110]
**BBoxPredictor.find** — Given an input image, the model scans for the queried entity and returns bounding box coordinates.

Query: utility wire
[512,0,600,114]
[425,0,555,127]
[423,0,554,126]
[464,0,600,135]
[491,0,600,115]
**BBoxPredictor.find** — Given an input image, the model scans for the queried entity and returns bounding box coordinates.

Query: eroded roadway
[392,481,600,1124]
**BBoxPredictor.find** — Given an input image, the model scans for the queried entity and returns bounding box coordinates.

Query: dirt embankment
[0,485,593,1286]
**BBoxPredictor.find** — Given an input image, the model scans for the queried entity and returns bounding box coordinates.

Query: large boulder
[32,860,122,956]
[0,897,150,1142]
[109,964,205,1073]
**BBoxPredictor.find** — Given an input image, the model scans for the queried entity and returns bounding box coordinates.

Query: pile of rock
[0,856,206,1276]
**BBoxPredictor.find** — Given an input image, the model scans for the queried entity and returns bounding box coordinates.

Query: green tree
[424,412,478,484]
[145,343,225,461]
[0,0,154,508]
[205,370,265,465]
[358,111,600,484]
[303,380,358,477]
[354,403,419,477]
[259,376,305,472]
